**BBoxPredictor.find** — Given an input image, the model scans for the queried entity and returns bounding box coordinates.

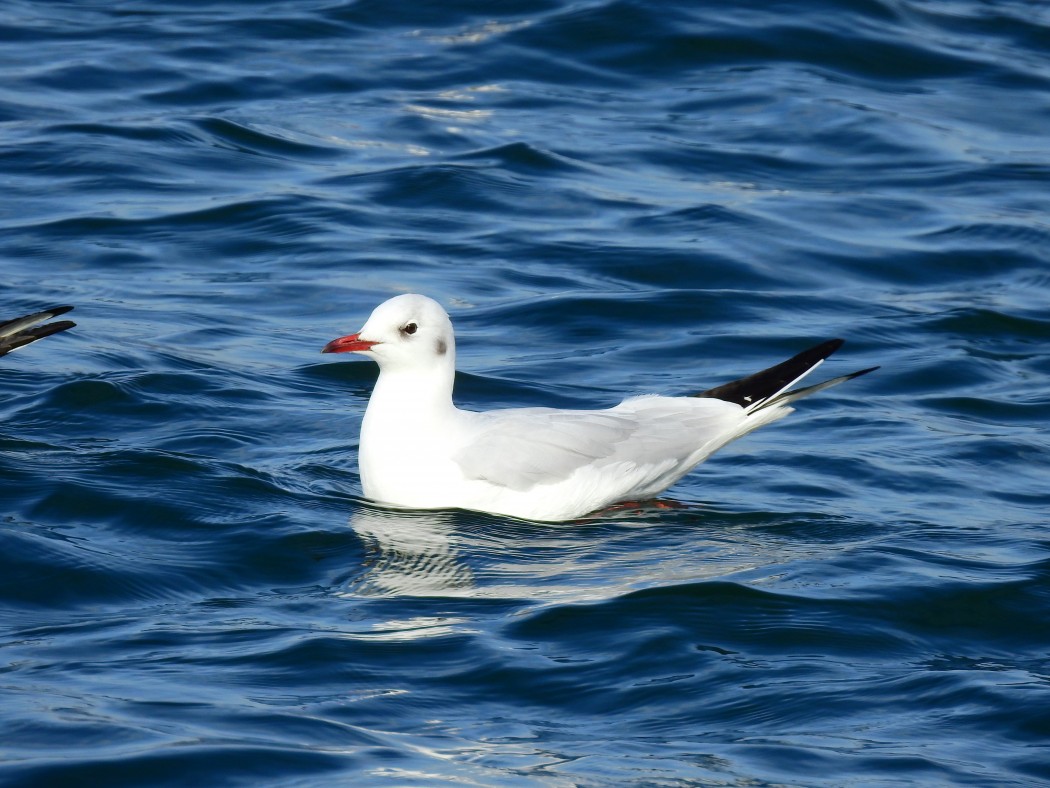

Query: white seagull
[0,306,75,357]
[323,294,876,522]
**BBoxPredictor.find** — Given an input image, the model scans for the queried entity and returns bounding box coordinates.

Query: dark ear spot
[436,339,448,356]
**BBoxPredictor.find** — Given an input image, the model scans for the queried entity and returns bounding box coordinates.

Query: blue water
[2,0,1049,784]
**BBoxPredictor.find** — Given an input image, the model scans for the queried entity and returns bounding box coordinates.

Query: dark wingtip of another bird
[34,320,77,337]
[0,305,77,357]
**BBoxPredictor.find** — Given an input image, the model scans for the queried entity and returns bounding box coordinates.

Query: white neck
[365,361,457,427]
[358,358,461,504]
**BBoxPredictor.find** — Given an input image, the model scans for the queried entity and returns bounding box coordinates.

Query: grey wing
[453,408,640,492]
[452,397,745,492]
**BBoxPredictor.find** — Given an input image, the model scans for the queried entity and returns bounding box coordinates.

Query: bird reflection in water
[343,504,475,597]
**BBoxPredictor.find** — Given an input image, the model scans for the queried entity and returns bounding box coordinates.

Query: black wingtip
[696,338,847,408]
[847,365,880,380]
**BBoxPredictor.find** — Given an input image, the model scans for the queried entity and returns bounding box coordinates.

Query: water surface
[2,1,1049,785]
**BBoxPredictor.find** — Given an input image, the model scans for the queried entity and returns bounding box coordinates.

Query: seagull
[322,294,877,522]
[0,306,75,357]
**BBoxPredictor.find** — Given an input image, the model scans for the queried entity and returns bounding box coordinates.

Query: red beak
[321,332,378,354]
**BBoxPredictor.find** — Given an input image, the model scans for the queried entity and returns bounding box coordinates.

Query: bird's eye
[401,322,418,336]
